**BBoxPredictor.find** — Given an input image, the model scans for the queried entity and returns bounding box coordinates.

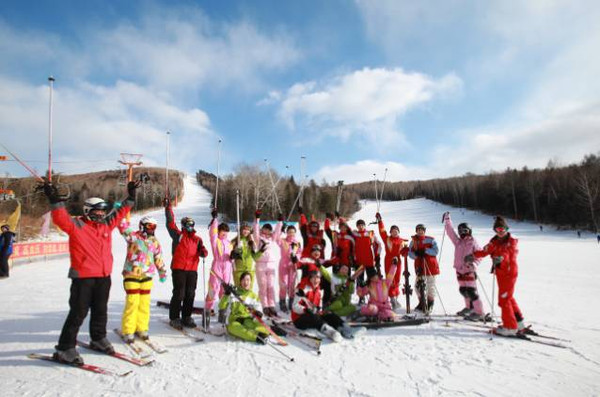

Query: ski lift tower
[118,153,143,182]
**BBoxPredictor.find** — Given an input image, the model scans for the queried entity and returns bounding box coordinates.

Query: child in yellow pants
[119,216,166,342]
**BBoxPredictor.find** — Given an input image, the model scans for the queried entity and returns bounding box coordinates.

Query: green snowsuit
[321,268,357,317]
[219,288,268,342]
[231,236,263,287]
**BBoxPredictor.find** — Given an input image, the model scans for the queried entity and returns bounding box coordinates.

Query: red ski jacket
[325,219,355,266]
[378,220,409,267]
[474,234,519,277]
[352,230,381,268]
[408,235,440,276]
[300,214,326,258]
[51,200,133,278]
[166,205,208,272]
[291,279,322,322]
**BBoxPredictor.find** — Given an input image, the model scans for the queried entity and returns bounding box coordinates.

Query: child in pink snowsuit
[357,261,398,321]
[276,223,302,313]
[205,212,233,321]
[443,212,484,320]
[253,210,282,317]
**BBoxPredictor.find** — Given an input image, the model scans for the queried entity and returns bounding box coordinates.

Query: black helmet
[181,217,195,232]
[415,224,426,231]
[457,222,472,236]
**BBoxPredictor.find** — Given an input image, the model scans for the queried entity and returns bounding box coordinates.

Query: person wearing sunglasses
[470,216,525,336]
[164,198,208,330]
[116,216,167,344]
[41,180,139,364]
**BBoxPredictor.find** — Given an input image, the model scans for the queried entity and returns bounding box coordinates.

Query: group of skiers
[39,178,528,365]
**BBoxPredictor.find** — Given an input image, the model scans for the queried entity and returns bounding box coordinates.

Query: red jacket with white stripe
[352,229,381,267]
[299,214,326,258]
[51,199,133,279]
[291,279,322,322]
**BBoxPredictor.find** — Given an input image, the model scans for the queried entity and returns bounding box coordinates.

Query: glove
[392,257,399,265]
[416,249,426,258]
[231,248,243,260]
[492,256,504,265]
[252,309,263,318]
[375,212,382,221]
[357,278,366,288]
[277,212,284,221]
[223,283,235,295]
[127,180,141,199]
[442,211,450,222]
[400,247,409,257]
[291,254,298,264]
[298,206,303,215]
[326,212,334,221]
[464,254,475,263]
[42,182,66,204]
[158,268,167,283]
[259,241,268,253]
[211,208,218,219]
[334,211,340,218]
[375,255,381,265]
[255,209,262,219]
[163,197,170,208]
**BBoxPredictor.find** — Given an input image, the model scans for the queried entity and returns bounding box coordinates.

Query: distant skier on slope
[470,216,526,336]
[204,208,233,328]
[41,180,138,364]
[376,212,409,310]
[218,272,270,344]
[117,216,167,343]
[408,224,440,314]
[443,212,486,321]
[253,210,281,317]
[164,198,208,330]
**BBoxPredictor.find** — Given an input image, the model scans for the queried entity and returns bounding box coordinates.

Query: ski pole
[47,76,55,182]
[373,173,378,207]
[377,168,388,213]
[286,183,306,222]
[202,258,207,332]
[476,273,493,310]
[267,340,295,362]
[215,138,222,208]
[489,267,497,340]
[165,131,170,198]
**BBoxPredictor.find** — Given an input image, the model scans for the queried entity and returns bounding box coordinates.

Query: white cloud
[269,67,462,150]
[314,160,434,184]
[0,77,214,176]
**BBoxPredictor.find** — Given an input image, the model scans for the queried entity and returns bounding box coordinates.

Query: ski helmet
[139,216,158,235]
[457,222,472,237]
[181,217,195,232]
[415,223,426,232]
[83,198,108,222]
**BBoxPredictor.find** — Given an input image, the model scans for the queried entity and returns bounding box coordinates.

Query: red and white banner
[12,241,69,259]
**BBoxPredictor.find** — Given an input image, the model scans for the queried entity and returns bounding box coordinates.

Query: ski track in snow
[1,176,600,396]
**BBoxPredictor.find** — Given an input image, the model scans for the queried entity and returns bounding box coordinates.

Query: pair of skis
[114,328,168,354]
[269,319,322,355]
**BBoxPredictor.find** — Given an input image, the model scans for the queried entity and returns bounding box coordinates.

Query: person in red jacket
[324,212,355,272]
[165,198,208,329]
[351,219,382,304]
[376,212,409,310]
[42,181,138,365]
[471,216,525,336]
[408,224,440,314]
[298,208,326,258]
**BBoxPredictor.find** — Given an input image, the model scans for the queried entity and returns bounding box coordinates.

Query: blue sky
[1,0,599,183]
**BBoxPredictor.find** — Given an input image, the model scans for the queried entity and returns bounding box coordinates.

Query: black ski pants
[0,254,9,277]
[169,269,198,320]
[57,277,111,350]
[293,311,344,331]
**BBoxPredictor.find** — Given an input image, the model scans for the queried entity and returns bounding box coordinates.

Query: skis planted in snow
[27,353,133,377]
[77,340,154,366]
[402,255,412,313]
[211,270,288,346]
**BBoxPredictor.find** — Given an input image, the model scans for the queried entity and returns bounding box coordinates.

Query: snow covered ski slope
[1,177,599,396]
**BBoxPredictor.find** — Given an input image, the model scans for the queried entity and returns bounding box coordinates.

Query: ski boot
[288,298,294,312]
[425,299,434,315]
[202,312,210,329]
[494,326,517,336]
[122,333,135,344]
[279,299,289,313]
[218,309,227,324]
[135,331,149,341]
[89,337,115,354]
[320,324,342,343]
[266,307,278,317]
[465,311,483,322]
[456,307,471,316]
[54,347,84,365]
[170,318,183,330]
[256,332,269,345]
[182,316,197,328]
[390,297,401,310]
[339,323,365,340]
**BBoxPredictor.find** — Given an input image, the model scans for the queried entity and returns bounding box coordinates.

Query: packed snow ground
[1,176,599,396]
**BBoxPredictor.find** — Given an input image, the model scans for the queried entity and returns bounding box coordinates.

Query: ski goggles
[494,226,509,233]
[143,223,157,231]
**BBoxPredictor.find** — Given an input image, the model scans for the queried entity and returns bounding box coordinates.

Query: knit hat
[390,225,400,232]
[356,219,366,226]
[415,224,426,231]
[493,216,509,230]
